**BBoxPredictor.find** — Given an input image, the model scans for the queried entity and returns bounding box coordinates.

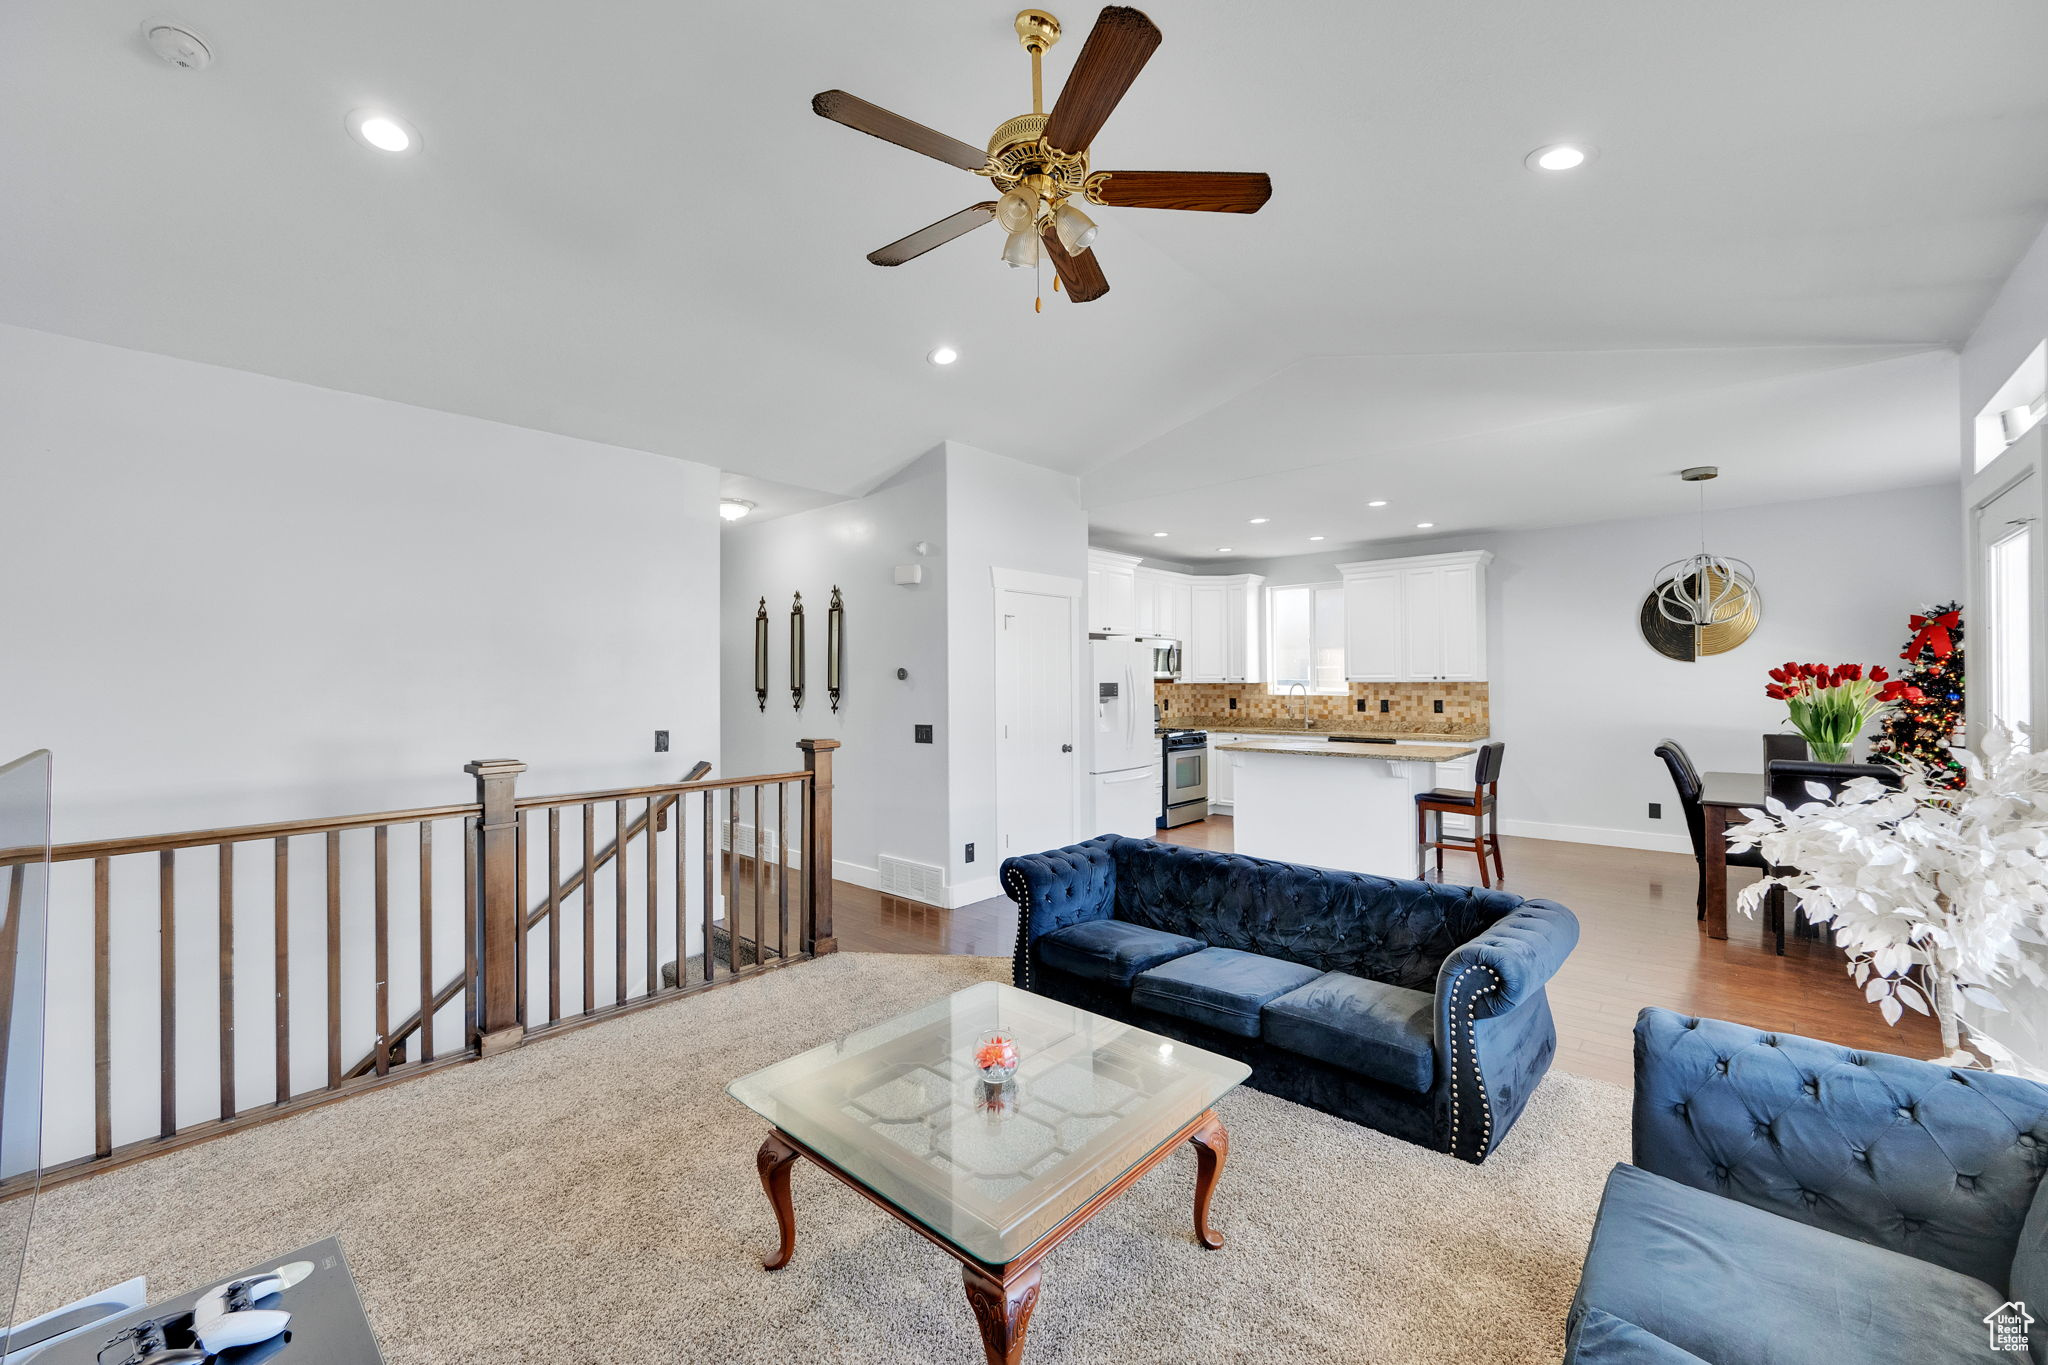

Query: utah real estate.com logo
[1985,1302,2033,1353]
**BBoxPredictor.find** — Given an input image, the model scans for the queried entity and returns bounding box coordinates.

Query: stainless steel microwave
[1149,639,1181,680]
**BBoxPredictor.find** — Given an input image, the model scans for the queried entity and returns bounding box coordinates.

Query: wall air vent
[878,854,945,905]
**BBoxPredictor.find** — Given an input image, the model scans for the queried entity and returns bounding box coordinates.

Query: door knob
[1061,743,1073,753]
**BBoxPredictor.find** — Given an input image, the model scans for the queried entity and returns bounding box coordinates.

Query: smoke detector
[144,23,213,69]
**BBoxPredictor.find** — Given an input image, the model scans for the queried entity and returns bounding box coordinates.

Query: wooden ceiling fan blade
[867,203,998,266]
[1041,227,1109,302]
[1041,7,1162,154]
[1089,170,1272,213]
[811,90,988,172]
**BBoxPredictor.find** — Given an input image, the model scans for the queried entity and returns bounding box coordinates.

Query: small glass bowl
[973,1030,1020,1084]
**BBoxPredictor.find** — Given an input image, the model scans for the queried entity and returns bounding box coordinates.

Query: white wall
[943,443,1088,903]
[0,323,723,1162]
[1147,482,1963,853]
[719,447,952,890]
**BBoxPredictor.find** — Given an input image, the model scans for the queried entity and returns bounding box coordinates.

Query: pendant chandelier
[1651,466,1759,627]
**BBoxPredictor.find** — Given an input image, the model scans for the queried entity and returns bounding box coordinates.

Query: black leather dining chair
[1762,759,1902,954]
[1653,739,1768,921]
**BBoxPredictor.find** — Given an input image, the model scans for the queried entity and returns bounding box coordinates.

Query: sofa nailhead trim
[1444,963,1501,1160]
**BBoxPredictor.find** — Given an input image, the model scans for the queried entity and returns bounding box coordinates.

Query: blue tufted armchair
[1000,835,1578,1162]
[1564,1008,2048,1363]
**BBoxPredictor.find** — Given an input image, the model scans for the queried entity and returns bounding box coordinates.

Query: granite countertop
[1215,739,1478,763]
[1164,719,1488,741]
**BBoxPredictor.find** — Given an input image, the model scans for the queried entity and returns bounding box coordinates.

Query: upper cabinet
[1086,549,1142,635]
[1133,567,1193,640]
[1338,551,1491,682]
[1184,574,1263,683]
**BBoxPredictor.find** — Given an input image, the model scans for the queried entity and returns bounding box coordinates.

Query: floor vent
[877,854,944,905]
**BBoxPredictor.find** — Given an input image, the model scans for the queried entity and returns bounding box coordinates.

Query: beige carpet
[19,954,1628,1364]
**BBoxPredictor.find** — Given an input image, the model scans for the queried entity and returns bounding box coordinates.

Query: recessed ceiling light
[1368,500,1388,508]
[1216,547,1234,553]
[347,109,421,156]
[927,345,959,366]
[1415,522,1435,529]
[719,498,756,522]
[1308,535,1325,542]
[1248,517,1269,524]
[1526,143,1594,172]
[1151,531,1169,537]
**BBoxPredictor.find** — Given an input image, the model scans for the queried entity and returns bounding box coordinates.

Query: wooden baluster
[777,781,791,961]
[515,812,528,1027]
[645,797,658,997]
[94,857,111,1157]
[613,799,628,1006]
[727,789,741,975]
[799,740,839,955]
[373,826,390,1078]
[419,823,434,1063]
[325,831,341,1089]
[672,794,687,992]
[580,804,596,1015]
[546,808,562,1023]
[0,870,16,1147]
[463,816,478,1047]
[700,790,714,985]
[273,837,289,1103]
[160,849,177,1138]
[218,842,236,1120]
[752,785,766,970]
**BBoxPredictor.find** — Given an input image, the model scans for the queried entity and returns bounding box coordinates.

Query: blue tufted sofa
[1564,1008,2048,1363]
[998,835,1578,1162]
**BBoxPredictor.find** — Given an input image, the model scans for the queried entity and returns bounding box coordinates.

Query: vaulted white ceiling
[3,2,2045,539]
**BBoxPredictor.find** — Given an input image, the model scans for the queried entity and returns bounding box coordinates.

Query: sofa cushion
[1263,971,1436,1093]
[1130,947,1322,1039]
[2014,1177,2048,1365]
[1035,919,1204,989]
[1564,1308,1708,1364]
[1574,1162,2007,1365]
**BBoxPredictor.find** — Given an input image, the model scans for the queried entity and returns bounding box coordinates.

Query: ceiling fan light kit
[812,5,1272,306]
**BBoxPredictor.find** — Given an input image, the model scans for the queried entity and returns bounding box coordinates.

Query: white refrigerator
[1089,638,1158,838]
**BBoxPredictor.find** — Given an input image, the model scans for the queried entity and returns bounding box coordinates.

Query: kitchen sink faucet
[1287,681,1313,729]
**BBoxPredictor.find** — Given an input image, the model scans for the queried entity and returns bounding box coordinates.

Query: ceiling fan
[812,6,1272,305]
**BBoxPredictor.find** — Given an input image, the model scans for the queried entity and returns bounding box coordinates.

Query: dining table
[1698,770,1765,940]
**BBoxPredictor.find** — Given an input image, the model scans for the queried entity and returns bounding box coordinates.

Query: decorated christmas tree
[1867,602,1964,789]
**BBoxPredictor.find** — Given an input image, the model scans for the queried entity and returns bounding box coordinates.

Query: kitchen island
[1214,737,1477,879]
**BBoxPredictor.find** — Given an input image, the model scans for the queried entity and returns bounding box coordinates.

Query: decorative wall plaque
[789,592,806,711]
[754,597,770,712]
[827,586,844,713]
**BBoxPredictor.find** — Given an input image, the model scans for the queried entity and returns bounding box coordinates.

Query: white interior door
[997,588,1078,859]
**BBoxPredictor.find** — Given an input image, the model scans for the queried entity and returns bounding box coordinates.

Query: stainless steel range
[1159,728,1208,828]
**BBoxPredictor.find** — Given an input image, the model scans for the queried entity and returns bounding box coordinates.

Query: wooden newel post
[465,759,528,1056]
[798,739,838,956]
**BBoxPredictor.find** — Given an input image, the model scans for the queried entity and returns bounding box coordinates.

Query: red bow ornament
[1903,610,1959,661]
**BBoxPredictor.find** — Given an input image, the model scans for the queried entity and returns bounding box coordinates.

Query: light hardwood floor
[829,816,1937,1087]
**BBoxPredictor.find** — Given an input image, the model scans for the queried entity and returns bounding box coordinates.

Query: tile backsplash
[1154,681,1489,734]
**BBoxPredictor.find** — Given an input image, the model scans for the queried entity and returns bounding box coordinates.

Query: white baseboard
[947,874,1003,908]
[1497,818,1690,856]
[833,857,878,890]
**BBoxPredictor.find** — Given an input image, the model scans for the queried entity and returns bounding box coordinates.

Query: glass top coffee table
[727,981,1250,1364]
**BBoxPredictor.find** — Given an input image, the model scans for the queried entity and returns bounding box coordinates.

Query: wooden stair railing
[340,761,712,1080]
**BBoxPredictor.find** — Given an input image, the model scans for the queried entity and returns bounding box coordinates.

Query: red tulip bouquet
[1764,662,1923,763]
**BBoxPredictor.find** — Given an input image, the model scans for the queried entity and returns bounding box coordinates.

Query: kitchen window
[1267,583,1345,692]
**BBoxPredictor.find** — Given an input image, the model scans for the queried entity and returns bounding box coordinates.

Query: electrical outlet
[1228,697,1238,710]
[965,842,975,863]
[1355,699,1366,712]
[654,730,669,752]
[1379,699,1390,714]
[1649,802,1662,819]
[914,724,933,744]
[1433,699,1444,713]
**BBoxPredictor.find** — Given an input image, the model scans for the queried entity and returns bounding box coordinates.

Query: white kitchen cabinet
[1134,567,1189,639]
[1338,551,1491,682]
[1087,549,1142,635]
[1209,734,1240,807]
[1186,583,1228,680]
[1223,577,1262,683]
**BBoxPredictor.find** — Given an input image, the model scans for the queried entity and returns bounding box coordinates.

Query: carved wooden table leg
[1188,1109,1229,1250]
[756,1131,801,1270]
[961,1261,1041,1365]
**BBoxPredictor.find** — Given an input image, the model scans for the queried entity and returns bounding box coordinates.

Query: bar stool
[1415,741,1505,887]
